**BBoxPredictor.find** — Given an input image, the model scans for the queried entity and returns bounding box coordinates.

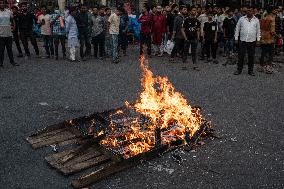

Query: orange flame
[100,56,203,158]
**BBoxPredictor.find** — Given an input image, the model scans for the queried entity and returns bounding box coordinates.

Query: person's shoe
[12,62,20,66]
[0,65,3,68]
[41,56,50,59]
[234,70,242,75]
[17,54,24,58]
[55,56,59,60]
[213,60,219,64]
[199,57,205,61]
[206,58,212,63]
[193,66,200,71]
[265,66,273,74]
[158,52,163,57]
[248,72,255,76]
[82,57,87,61]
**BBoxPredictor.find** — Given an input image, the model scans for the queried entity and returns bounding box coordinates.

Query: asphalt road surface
[0,46,283,189]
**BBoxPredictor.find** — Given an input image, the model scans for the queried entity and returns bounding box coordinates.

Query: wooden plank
[31,132,79,149]
[71,145,167,188]
[27,128,68,143]
[27,129,72,144]
[61,155,110,175]
[30,122,68,137]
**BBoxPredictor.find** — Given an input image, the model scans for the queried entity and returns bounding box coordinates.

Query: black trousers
[171,38,184,58]
[13,32,23,55]
[238,41,256,73]
[19,31,39,56]
[54,35,66,58]
[140,33,151,55]
[183,39,198,64]
[92,33,105,58]
[0,37,15,66]
[118,32,128,52]
[79,32,91,58]
[205,40,217,59]
[260,44,273,66]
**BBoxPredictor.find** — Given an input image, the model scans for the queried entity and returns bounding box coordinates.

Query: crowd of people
[0,2,284,75]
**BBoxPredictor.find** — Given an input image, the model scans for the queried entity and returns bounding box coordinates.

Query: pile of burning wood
[27,56,216,188]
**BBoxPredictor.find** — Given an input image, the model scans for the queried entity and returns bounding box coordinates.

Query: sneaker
[213,60,219,64]
[248,72,255,76]
[17,54,24,58]
[234,70,242,75]
[55,56,59,60]
[82,57,87,61]
[265,66,273,74]
[206,58,212,63]
[193,66,200,71]
[41,56,50,59]
[12,62,20,66]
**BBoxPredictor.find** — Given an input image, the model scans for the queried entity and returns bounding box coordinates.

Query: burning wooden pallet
[26,106,213,188]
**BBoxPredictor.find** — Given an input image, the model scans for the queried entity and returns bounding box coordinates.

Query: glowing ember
[100,56,203,158]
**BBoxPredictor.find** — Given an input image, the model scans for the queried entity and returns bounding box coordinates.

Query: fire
[100,56,203,158]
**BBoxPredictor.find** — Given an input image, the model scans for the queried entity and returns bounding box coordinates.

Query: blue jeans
[225,38,234,55]
[43,35,54,56]
[111,34,118,61]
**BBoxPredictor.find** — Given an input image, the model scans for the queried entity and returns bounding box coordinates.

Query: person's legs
[212,41,218,60]
[54,36,59,58]
[111,34,118,61]
[99,33,105,58]
[85,34,91,57]
[205,40,211,60]
[259,44,267,67]
[29,33,39,55]
[247,42,256,73]
[182,40,189,63]
[20,32,31,56]
[60,36,66,57]
[267,44,274,65]
[70,47,76,61]
[93,36,99,58]
[140,33,145,55]
[49,36,54,57]
[13,32,23,56]
[237,41,246,73]
[191,39,198,64]
[79,35,84,59]
[0,37,5,66]
[43,35,50,57]
[5,37,15,64]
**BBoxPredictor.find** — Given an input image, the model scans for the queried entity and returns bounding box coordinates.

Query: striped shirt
[0,9,13,37]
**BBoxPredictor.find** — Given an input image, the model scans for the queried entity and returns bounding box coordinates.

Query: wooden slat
[27,128,68,143]
[71,145,167,188]
[61,155,110,175]
[31,132,79,149]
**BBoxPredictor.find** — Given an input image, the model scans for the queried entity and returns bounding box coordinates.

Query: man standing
[181,7,200,70]
[170,5,188,62]
[104,7,112,58]
[152,6,166,57]
[51,8,66,60]
[118,8,129,56]
[38,6,54,59]
[138,6,152,57]
[203,12,218,64]
[108,9,120,63]
[91,7,106,59]
[66,7,79,62]
[18,2,39,58]
[234,7,261,76]
[0,2,18,68]
[259,7,275,74]
[223,9,237,58]
[75,5,91,61]
[11,5,23,58]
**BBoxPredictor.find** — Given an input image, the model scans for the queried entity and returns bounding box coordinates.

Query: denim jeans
[224,38,234,55]
[43,35,54,57]
[111,34,118,61]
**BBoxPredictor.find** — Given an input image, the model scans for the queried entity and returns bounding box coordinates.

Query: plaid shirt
[51,13,66,36]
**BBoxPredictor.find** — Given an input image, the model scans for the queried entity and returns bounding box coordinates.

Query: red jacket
[138,13,153,34]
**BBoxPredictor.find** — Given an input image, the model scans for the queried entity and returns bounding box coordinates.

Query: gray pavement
[0,46,284,189]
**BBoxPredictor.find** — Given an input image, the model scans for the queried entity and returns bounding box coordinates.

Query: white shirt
[108,13,120,35]
[235,16,261,42]
[38,14,52,35]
